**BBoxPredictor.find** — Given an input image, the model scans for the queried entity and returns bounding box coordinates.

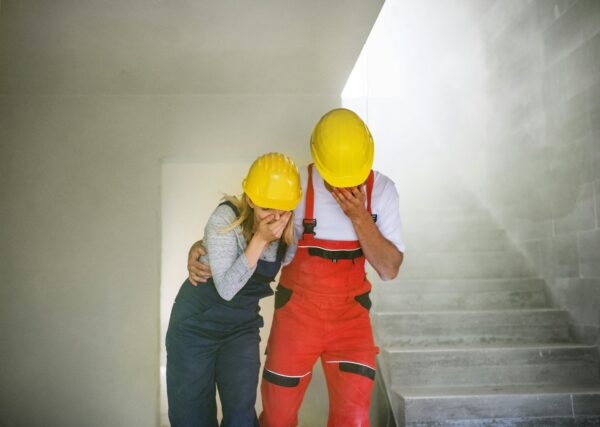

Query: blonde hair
[220,193,295,246]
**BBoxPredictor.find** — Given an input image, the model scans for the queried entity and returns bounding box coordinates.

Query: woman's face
[253,205,288,222]
[247,196,288,222]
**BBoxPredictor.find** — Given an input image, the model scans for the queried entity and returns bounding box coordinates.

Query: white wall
[0,2,384,424]
[0,95,331,426]
[342,0,488,194]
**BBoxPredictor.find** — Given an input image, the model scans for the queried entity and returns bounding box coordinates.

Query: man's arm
[331,186,403,281]
[187,240,212,285]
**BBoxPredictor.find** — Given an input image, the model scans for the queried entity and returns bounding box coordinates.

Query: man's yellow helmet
[310,108,374,188]
[242,152,302,211]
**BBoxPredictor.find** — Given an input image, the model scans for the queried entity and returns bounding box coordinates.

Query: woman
[166,152,302,427]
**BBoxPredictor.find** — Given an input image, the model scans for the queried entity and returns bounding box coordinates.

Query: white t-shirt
[292,165,405,253]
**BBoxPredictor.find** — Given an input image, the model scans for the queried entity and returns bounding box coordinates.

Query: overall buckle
[303,218,317,235]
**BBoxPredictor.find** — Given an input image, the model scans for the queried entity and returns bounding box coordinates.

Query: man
[188,108,404,426]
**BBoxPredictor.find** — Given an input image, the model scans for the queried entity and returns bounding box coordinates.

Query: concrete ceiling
[0,0,384,95]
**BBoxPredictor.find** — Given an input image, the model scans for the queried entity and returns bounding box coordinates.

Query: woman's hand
[254,211,292,243]
[243,211,291,269]
[187,240,212,285]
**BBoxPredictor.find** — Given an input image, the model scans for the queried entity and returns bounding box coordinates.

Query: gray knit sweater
[200,204,296,301]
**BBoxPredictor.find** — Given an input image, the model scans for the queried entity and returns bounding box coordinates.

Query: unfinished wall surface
[0,1,383,425]
[477,0,600,345]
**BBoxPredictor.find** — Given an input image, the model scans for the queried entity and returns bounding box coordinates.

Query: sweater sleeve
[204,205,256,301]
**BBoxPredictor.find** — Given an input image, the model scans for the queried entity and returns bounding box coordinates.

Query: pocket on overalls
[354,291,372,311]
[274,285,293,309]
[167,299,195,334]
[168,288,213,332]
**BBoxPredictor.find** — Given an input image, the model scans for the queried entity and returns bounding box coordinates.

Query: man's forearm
[352,212,403,281]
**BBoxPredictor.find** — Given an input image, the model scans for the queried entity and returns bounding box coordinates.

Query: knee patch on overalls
[338,362,376,380]
[262,369,308,387]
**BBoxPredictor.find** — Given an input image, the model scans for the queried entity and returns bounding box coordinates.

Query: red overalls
[259,164,379,427]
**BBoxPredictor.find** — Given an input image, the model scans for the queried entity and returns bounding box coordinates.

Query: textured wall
[478,0,600,345]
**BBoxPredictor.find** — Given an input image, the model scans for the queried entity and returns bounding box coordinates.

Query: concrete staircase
[370,192,600,426]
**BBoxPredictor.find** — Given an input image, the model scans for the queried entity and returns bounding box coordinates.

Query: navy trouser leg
[216,330,261,427]
[166,303,219,427]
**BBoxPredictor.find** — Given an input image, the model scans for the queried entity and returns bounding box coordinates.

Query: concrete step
[399,251,535,279]
[381,344,600,388]
[371,279,548,311]
[391,384,600,426]
[373,309,572,347]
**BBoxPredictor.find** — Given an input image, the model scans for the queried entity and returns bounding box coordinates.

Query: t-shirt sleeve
[375,178,406,253]
[284,166,306,265]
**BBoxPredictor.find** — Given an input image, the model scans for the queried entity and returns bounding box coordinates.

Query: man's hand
[187,240,212,286]
[330,184,403,281]
[330,185,371,223]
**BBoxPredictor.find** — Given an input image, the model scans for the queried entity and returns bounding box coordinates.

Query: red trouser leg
[321,297,378,427]
[259,370,312,427]
[322,359,375,427]
[259,294,322,427]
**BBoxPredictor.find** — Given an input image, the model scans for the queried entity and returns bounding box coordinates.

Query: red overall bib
[259,165,379,427]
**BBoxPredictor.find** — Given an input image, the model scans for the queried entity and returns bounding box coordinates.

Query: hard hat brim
[244,192,301,212]
[311,146,374,188]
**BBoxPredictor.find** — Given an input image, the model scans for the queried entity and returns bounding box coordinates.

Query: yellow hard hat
[242,152,302,211]
[310,108,374,188]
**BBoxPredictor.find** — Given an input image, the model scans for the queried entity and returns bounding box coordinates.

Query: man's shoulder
[372,169,397,189]
[372,168,390,178]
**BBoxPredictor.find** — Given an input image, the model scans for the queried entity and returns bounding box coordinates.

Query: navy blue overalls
[166,202,286,427]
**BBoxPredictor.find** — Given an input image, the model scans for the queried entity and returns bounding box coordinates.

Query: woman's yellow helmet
[242,152,302,211]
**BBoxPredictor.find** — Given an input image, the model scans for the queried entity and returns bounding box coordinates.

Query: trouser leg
[259,295,321,427]
[321,359,375,427]
[259,369,313,427]
[322,300,378,427]
[216,329,261,427]
[166,305,219,427]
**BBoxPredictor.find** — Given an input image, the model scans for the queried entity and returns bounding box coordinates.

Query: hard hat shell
[242,152,302,211]
[310,108,374,188]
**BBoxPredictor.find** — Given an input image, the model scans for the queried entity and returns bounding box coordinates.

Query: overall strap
[365,170,377,223]
[302,164,317,239]
[218,199,240,217]
[276,239,288,263]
